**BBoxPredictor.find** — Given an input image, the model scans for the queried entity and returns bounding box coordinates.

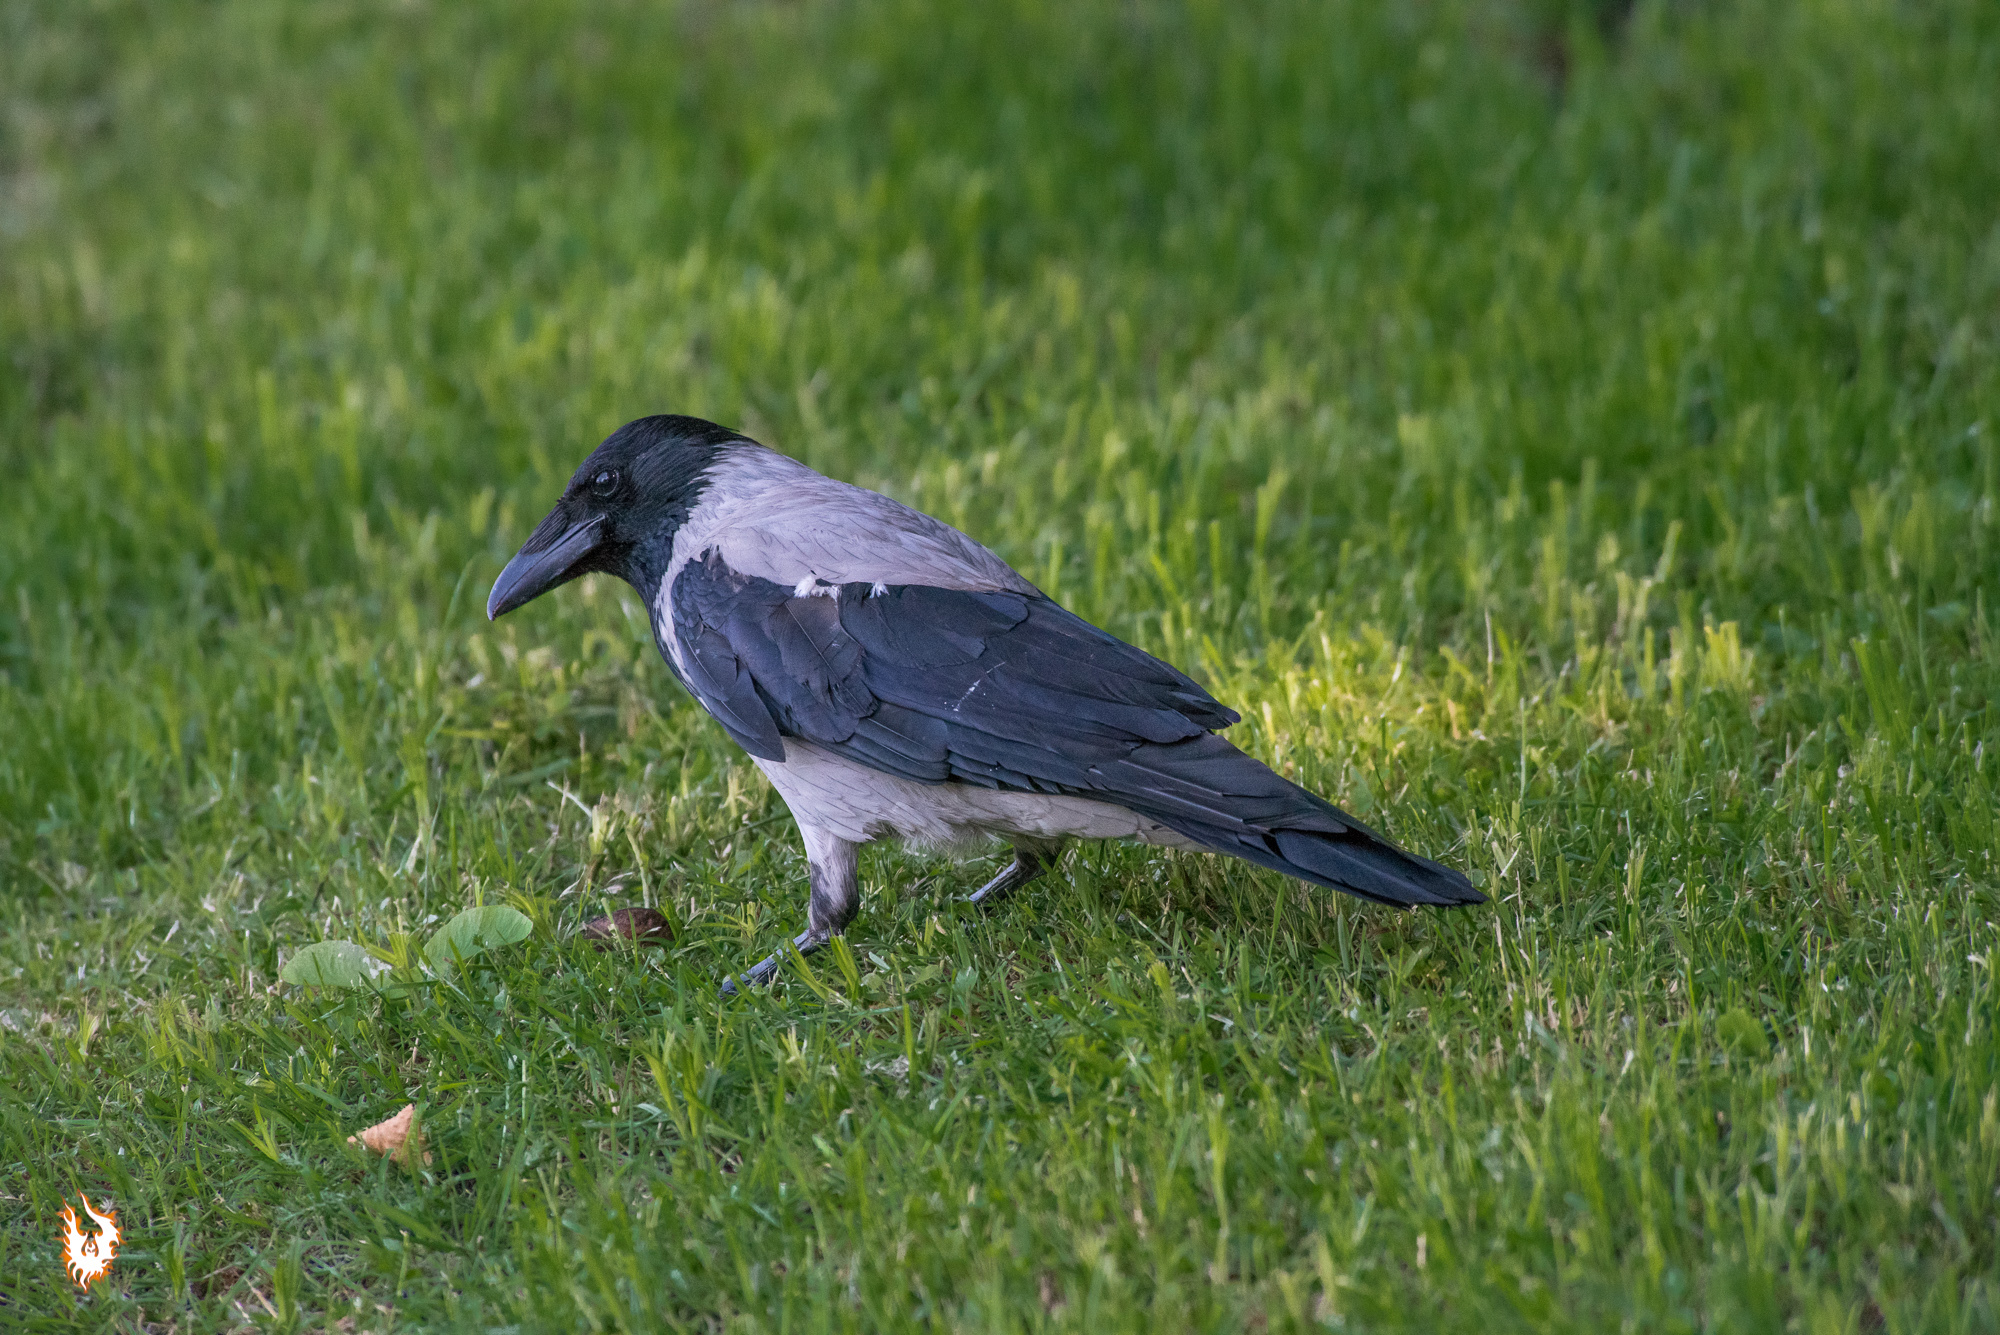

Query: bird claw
[724,849,1055,997]
[719,960,777,997]
[960,855,1045,912]
[718,932,823,997]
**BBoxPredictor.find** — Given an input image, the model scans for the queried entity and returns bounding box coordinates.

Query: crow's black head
[487,414,745,619]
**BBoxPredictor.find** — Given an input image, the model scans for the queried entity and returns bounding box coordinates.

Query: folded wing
[670,549,1235,780]
[668,549,1480,907]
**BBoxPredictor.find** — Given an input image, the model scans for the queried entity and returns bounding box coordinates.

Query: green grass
[3,0,1999,1329]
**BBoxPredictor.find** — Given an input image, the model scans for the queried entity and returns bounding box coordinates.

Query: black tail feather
[1094,734,1484,908]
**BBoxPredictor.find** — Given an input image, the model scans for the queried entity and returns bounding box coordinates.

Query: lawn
[3,0,1998,1329]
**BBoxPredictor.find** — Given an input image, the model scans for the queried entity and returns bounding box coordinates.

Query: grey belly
[753,740,1200,853]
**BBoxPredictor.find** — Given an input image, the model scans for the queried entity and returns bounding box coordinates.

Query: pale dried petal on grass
[349,1104,429,1167]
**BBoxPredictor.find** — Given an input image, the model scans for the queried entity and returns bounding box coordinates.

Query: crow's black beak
[487,513,607,619]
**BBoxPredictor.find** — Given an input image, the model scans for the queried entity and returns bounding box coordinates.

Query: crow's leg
[721,825,858,997]
[962,837,1064,911]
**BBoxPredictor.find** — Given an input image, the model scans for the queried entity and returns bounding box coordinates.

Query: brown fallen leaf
[579,907,674,948]
[348,1104,428,1167]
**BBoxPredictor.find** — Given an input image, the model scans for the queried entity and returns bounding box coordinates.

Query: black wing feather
[671,552,1232,778]
[675,621,788,761]
[668,549,1481,908]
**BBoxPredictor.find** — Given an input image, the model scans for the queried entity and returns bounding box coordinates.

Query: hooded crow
[489,415,1483,992]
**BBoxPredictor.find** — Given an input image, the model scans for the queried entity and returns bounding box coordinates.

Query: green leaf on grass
[425,906,533,970]
[281,940,388,989]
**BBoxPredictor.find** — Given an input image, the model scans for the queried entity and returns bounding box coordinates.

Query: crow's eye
[590,468,619,498]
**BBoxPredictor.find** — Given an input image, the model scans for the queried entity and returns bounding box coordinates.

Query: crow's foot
[719,927,832,997]
[960,841,1059,911]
